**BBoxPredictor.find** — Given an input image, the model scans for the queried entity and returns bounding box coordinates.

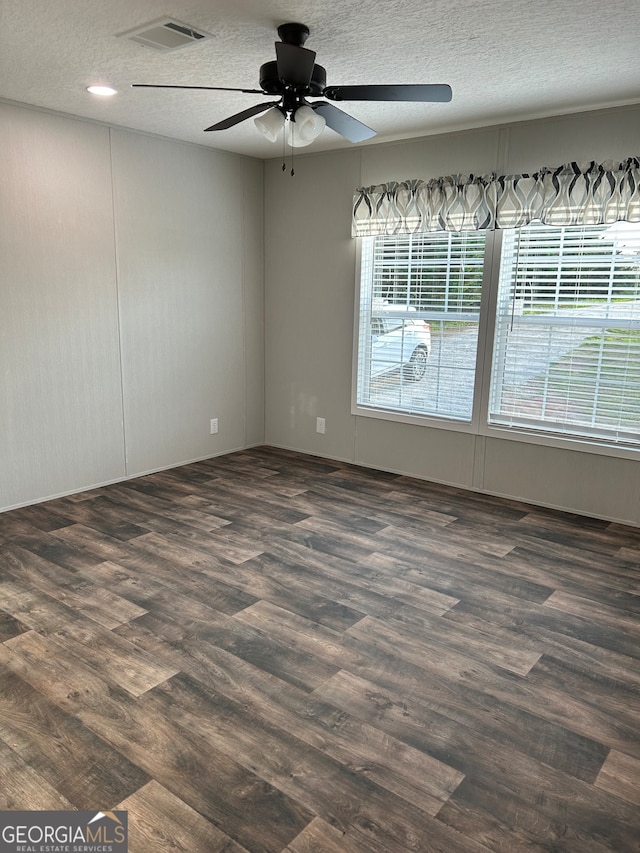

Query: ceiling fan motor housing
[259,61,326,95]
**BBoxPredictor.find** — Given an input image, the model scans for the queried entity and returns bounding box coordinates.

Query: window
[355,230,486,422]
[489,222,640,445]
[354,221,640,450]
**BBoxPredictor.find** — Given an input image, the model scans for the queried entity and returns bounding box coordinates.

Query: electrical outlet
[316,417,326,434]
[210,418,219,435]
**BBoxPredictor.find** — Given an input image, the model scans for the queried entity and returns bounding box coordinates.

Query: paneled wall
[264,104,640,525]
[0,102,264,511]
[3,97,639,525]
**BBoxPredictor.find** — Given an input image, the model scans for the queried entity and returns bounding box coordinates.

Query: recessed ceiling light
[87,86,117,96]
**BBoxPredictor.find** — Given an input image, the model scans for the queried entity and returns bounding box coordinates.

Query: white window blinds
[489,222,640,445]
[356,231,485,421]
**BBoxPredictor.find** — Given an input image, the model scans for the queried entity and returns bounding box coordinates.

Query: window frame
[352,227,640,461]
[351,230,496,433]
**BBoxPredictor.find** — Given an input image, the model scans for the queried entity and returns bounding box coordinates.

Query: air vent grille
[118,18,214,52]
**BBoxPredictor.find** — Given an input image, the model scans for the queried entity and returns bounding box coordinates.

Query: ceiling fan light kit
[254,106,285,141]
[132,22,452,152]
[288,105,326,147]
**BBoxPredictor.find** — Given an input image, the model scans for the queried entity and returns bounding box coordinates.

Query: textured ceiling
[0,0,639,159]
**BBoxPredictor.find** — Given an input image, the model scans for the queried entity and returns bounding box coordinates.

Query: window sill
[352,401,474,433]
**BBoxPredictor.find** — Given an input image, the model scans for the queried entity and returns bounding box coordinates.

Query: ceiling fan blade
[275,42,316,87]
[132,84,266,95]
[323,84,453,103]
[312,102,376,143]
[204,101,281,131]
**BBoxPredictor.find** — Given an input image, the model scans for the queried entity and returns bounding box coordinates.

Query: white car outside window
[370,304,431,381]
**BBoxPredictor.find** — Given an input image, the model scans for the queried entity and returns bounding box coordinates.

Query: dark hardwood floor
[1,446,639,852]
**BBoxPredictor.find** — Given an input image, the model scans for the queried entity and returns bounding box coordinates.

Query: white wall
[0,102,264,511]
[264,104,640,526]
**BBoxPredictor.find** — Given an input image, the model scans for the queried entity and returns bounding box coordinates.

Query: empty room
[1,1,639,851]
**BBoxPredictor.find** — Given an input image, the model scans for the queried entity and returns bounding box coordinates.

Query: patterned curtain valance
[352,157,640,236]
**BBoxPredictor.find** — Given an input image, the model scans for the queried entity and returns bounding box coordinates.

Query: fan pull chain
[280,118,296,176]
[282,119,286,172]
[282,117,295,176]
[289,116,295,176]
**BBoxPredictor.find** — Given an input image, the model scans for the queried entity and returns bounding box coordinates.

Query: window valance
[352,157,640,236]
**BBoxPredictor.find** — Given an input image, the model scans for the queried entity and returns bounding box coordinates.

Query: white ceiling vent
[118,18,214,52]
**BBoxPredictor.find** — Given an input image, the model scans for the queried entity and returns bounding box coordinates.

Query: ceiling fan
[132,22,452,146]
